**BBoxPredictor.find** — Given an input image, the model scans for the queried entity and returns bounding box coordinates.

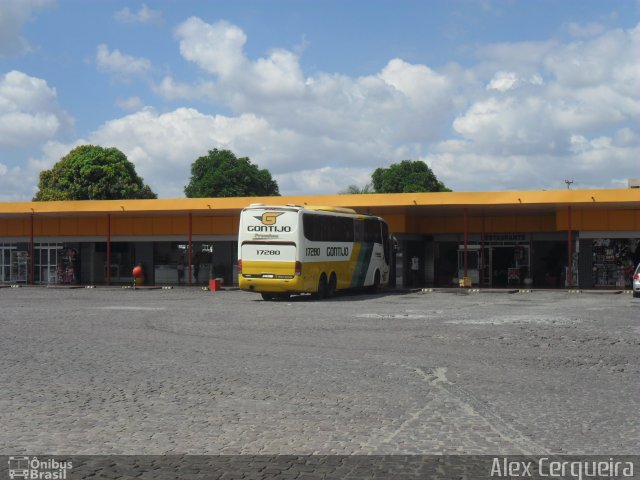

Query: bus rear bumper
[239,275,305,293]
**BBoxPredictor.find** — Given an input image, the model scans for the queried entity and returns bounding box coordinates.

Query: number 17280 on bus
[237,204,392,300]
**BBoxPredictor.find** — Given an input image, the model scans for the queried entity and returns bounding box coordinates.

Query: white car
[633,263,640,298]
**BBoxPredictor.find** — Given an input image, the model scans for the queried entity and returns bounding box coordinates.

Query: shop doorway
[34,243,62,284]
[531,241,566,288]
[0,245,15,283]
[404,241,425,287]
[482,245,531,287]
[435,242,458,287]
[1,245,28,283]
[457,246,480,285]
[491,247,512,286]
[95,242,136,284]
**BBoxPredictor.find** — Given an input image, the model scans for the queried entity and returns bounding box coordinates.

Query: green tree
[34,145,157,201]
[339,183,373,194]
[371,160,450,193]
[184,149,279,198]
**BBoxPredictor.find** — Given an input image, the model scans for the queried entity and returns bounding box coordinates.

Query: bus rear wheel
[261,293,274,301]
[314,274,327,300]
[326,273,337,298]
[369,270,381,293]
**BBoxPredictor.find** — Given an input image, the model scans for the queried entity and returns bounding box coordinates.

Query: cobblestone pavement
[0,287,638,455]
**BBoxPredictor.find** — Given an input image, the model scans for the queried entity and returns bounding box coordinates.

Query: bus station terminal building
[0,188,638,290]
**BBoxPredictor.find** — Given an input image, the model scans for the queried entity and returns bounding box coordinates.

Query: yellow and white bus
[238,204,392,300]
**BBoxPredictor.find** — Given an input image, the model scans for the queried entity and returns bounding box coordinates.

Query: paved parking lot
[0,287,638,455]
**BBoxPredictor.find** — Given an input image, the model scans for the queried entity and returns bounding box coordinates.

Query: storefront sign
[484,233,527,243]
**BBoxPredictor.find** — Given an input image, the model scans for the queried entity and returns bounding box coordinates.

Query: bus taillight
[295,261,302,276]
[238,259,242,274]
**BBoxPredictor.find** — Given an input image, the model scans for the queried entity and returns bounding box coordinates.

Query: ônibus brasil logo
[8,456,72,479]
[249,212,291,232]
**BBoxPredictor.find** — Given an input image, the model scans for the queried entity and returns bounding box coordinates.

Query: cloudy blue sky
[0,0,638,200]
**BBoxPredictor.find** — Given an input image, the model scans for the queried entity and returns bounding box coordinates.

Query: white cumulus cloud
[116,96,144,111]
[175,18,250,79]
[441,23,640,190]
[114,4,162,24]
[163,17,454,145]
[96,44,152,80]
[88,20,640,195]
[0,70,72,148]
[565,21,605,38]
[5,19,639,201]
[0,0,53,57]
[84,108,283,198]
[0,163,36,200]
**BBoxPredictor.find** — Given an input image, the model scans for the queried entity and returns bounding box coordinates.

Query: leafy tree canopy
[340,183,373,194]
[184,148,280,198]
[33,145,157,201]
[371,160,451,193]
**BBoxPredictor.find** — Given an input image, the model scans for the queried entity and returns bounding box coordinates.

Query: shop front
[451,234,533,288]
[153,240,237,286]
[0,242,29,283]
[0,239,239,287]
[1,188,637,289]
[83,239,238,286]
[34,243,80,285]
[578,233,640,289]
[441,233,573,289]
[0,242,80,285]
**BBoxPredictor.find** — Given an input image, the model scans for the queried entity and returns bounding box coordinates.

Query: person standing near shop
[625,258,635,287]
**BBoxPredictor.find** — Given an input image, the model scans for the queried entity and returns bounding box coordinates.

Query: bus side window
[304,213,355,242]
[354,219,364,242]
[364,218,382,243]
[341,217,354,242]
[303,213,321,241]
